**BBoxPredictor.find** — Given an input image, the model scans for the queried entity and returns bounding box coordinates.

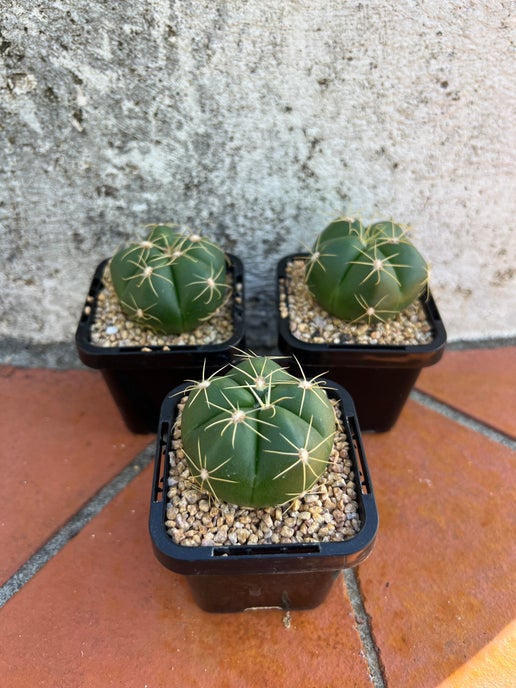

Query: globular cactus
[305,217,429,324]
[179,355,336,508]
[109,224,228,334]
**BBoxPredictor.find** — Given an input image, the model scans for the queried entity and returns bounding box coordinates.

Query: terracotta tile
[359,400,516,688]
[0,466,372,688]
[417,347,516,437]
[0,367,152,584]
[436,619,516,688]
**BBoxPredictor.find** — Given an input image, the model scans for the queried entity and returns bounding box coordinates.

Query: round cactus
[109,224,228,334]
[179,355,336,508]
[305,217,429,323]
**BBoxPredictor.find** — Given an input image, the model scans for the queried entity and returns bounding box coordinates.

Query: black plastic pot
[76,255,245,433]
[149,380,378,613]
[277,255,447,432]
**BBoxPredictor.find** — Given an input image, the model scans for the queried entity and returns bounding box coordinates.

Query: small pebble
[89,262,236,348]
[165,399,362,547]
[280,259,433,346]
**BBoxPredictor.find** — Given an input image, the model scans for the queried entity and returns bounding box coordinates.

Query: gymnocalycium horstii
[109,224,228,334]
[178,355,336,509]
[305,217,430,324]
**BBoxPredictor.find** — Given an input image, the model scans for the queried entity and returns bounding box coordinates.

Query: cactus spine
[109,224,227,334]
[305,217,429,323]
[179,355,336,509]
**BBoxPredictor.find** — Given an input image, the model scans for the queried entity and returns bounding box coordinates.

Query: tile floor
[0,346,514,687]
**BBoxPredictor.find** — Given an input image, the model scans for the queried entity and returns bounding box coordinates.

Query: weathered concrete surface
[1,1,515,352]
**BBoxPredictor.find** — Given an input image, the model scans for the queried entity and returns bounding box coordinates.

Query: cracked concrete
[1,1,515,353]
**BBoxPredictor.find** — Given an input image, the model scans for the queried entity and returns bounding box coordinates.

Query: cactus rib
[110,224,228,334]
[178,355,336,508]
[305,216,429,323]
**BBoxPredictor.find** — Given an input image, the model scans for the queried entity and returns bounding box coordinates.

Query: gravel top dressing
[165,396,362,548]
[89,262,238,349]
[280,258,434,346]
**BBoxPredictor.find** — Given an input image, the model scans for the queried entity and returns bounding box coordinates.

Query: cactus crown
[109,224,228,334]
[305,217,430,324]
[178,354,336,509]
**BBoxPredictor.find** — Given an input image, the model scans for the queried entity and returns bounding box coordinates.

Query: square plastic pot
[75,255,245,433]
[149,380,378,613]
[277,254,447,432]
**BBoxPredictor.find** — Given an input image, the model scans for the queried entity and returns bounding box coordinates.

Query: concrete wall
[1,0,515,353]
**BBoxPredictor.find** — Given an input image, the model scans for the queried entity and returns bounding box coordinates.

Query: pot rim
[149,379,379,576]
[75,254,246,368]
[277,253,447,368]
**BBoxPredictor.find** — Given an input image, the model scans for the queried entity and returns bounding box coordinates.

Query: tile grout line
[0,442,155,609]
[344,569,386,688]
[411,389,516,450]
[346,387,515,688]
[3,377,512,671]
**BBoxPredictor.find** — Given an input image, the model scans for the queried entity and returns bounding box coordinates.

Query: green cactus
[179,355,336,509]
[109,224,228,334]
[305,217,429,323]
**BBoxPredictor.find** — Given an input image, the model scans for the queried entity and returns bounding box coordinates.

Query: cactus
[305,217,429,323]
[179,355,336,508]
[109,224,228,334]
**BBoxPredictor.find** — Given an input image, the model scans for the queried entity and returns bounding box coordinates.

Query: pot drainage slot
[152,421,170,503]
[347,416,372,496]
[213,544,320,557]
